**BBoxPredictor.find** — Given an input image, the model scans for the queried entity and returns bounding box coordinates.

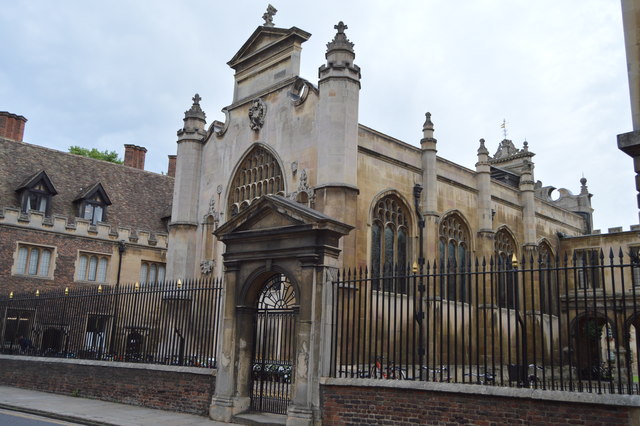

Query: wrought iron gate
[250,274,297,414]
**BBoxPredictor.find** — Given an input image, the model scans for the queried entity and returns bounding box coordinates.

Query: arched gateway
[210,195,352,425]
[251,274,298,413]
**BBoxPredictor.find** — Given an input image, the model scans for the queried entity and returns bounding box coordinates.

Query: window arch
[370,194,410,292]
[495,227,517,308]
[227,145,284,217]
[538,240,557,315]
[438,213,471,302]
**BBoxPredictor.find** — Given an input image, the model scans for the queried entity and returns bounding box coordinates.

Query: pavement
[0,386,241,425]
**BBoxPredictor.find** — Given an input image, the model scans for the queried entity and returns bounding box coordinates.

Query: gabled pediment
[15,170,58,195]
[227,26,311,70]
[214,195,352,240]
[73,182,112,205]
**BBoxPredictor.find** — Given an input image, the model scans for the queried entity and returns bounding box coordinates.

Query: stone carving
[185,93,206,121]
[216,184,223,195]
[289,168,315,204]
[214,108,230,137]
[291,161,298,176]
[248,98,266,131]
[204,196,220,223]
[262,4,277,27]
[326,21,354,52]
[200,259,215,275]
[287,77,314,106]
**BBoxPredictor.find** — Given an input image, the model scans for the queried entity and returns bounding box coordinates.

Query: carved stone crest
[248,98,266,131]
[200,259,215,275]
[289,168,315,204]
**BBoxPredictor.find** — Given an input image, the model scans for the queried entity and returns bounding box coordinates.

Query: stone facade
[161,11,638,424]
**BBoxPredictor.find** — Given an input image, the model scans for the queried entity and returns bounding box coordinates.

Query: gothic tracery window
[538,241,557,315]
[370,195,410,292]
[438,213,470,302]
[228,146,284,217]
[495,227,517,308]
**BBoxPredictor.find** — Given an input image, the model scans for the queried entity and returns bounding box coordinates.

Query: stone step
[233,411,287,426]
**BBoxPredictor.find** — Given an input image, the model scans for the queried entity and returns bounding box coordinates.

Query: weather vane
[501,119,508,139]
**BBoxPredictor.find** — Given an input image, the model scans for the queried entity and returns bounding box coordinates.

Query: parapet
[0,207,168,248]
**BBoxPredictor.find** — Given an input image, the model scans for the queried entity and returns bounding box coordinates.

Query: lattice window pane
[16,247,28,274]
[97,258,108,282]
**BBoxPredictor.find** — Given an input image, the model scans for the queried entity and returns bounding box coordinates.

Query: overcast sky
[1,1,637,232]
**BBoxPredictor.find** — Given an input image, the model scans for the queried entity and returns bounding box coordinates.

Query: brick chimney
[0,112,27,141]
[167,155,177,177]
[124,144,147,170]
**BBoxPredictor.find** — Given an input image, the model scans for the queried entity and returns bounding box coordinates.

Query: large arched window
[538,241,557,315]
[228,146,284,217]
[438,213,470,302]
[370,194,410,292]
[495,227,517,308]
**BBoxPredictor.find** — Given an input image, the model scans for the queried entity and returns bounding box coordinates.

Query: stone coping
[0,354,216,376]
[320,376,640,407]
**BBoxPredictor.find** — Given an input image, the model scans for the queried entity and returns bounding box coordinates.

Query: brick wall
[321,384,635,425]
[0,226,117,294]
[0,357,215,415]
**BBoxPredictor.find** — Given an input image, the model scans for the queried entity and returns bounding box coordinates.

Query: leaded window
[228,146,284,217]
[77,253,109,283]
[438,213,470,302]
[538,241,557,315]
[575,248,601,289]
[495,228,517,308]
[16,171,57,217]
[370,195,410,292]
[14,244,54,278]
[140,261,166,285]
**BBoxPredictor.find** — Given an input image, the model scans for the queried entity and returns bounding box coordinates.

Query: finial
[580,175,588,194]
[523,140,528,152]
[326,21,354,53]
[422,112,434,132]
[501,119,508,140]
[262,4,277,27]
[184,93,206,121]
[335,21,348,34]
[477,138,489,155]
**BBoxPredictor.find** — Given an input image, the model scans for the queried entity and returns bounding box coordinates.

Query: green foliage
[68,146,123,164]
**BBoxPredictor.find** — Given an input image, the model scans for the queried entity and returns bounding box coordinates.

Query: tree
[68,146,123,164]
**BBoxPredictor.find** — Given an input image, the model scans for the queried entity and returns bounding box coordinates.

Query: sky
[0,1,637,232]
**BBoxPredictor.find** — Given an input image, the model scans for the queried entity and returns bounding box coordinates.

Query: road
[0,409,81,426]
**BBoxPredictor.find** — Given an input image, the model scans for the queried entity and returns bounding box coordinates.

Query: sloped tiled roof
[0,138,173,234]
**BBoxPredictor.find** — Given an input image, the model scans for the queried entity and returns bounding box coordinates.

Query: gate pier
[209,195,352,425]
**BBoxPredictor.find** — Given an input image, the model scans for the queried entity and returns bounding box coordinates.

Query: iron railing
[0,278,223,368]
[330,249,640,394]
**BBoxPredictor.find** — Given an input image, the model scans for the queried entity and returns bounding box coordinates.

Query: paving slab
[0,386,241,425]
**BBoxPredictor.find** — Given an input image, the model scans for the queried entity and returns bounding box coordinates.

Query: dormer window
[74,183,112,225]
[16,170,57,216]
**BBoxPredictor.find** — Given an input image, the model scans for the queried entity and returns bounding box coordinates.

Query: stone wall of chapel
[195,85,321,277]
[355,149,420,269]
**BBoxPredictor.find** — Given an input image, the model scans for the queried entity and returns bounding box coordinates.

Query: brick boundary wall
[321,378,640,425]
[0,356,215,415]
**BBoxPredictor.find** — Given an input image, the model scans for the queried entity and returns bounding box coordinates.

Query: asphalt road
[0,409,81,426]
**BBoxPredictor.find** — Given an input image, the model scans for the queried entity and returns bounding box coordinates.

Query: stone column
[167,95,207,279]
[420,112,439,259]
[209,262,242,423]
[519,161,537,255]
[475,139,495,258]
[619,0,640,221]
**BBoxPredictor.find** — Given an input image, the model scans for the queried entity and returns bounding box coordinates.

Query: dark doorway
[250,274,298,414]
[42,328,62,355]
